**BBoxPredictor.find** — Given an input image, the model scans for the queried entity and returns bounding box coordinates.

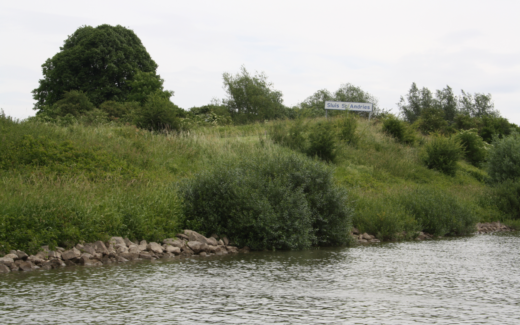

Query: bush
[270,119,308,152]
[52,90,95,117]
[399,186,477,236]
[486,180,520,220]
[133,91,182,131]
[307,121,337,162]
[179,151,352,250]
[487,132,520,183]
[421,135,463,176]
[382,115,416,144]
[455,129,488,167]
[414,108,448,135]
[336,114,359,145]
[99,101,139,120]
[353,195,419,241]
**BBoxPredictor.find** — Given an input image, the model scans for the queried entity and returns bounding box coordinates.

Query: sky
[1,0,519,124]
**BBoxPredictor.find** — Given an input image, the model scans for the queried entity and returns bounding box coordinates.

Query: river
[1,232,519,324]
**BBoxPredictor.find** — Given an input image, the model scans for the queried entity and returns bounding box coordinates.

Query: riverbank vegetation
[2,24,519,254]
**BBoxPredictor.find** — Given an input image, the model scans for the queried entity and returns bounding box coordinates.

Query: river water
[1,232,519,324]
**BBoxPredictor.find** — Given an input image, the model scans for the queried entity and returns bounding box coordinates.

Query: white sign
[324,101,373,112]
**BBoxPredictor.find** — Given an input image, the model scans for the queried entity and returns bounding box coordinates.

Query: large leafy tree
[32,24,160,113]
[222,66,285,123]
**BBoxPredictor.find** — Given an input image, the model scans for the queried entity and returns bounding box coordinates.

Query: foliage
[459,90,496,118]
[299,83,379,118]
[270,118,308,152]
[382,115,416,144]
[179,151,352,250]
[32,24,158,111]
[353,194,419,241]
[133,91,183,131]
[0,184,181,254]
[455,129,487,167]
[45,90,95,118]
[486,180,520,220]
[478,115,512,143]
[399,186,477,236]
[307,121,337,162]
[398,82,434,123]
[413,108,448,135]
[421,135,463,176]
[487,132,520,183]
[127,70,173,105]
[335,113,359,145]
[99,101,140,120]
[222,66,285,123]
[186,104,232,126]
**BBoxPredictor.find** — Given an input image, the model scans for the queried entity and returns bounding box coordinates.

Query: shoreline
[0,223,515,274]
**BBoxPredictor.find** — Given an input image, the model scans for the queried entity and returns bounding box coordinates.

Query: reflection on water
[1,233,519,324]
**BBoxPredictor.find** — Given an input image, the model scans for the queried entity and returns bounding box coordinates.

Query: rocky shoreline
[351,221,515,244]
[0,230,249,274]
[0,223,516,274]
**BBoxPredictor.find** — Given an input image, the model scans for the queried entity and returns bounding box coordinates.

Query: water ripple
[1,233,519,324]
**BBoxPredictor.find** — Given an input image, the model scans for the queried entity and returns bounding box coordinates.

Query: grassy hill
[0,112,511,253]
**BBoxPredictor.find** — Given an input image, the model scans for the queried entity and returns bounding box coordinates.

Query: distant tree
[299,83,378,117]
[398,83,434,123]
[434,86,458,122]
[32,24,161,113]
[459,90,496,118]
[222,66,285,123]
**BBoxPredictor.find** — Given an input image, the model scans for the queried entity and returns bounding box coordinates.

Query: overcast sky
[1,0,519,124]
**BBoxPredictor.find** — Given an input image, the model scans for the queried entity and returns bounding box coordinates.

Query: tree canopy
[32,24,161,113]
[222,66,285,123]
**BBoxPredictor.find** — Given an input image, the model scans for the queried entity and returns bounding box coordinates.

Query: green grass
[0,112,513,253]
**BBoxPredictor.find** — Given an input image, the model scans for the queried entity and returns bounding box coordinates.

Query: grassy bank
[0,112,513,253]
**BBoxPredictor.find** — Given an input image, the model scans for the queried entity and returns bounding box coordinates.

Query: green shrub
[307,121,337,162]
[421,135,463,176]
[0,184,182,253]
[399,186,477,236]
[414,108,448,135]
[353,195,419,241]
[486,179,520,220]
[455,129,488,167]
[336,114,359,145]
[269,119,308,152]
[99,101,139,120]
[487,132,520,183]
[382,115,416,144]
[179,151,352,250]
[133,91,182,131]
[53,90,95,117]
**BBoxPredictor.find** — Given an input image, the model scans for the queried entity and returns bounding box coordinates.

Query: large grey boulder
[109,237,126,246]
[0,264,10,273]
[19,261,36,271]
[206,237,218,246]
[82,245,96,255]
[48,251,61,259]
[226,246,239,254]
[184,230,208,244]
[93,241,109,255]
[0,256,15,264]
[15,250,28,260]
[124,238,133,247]
[61,248,81,260]
[115,244,128,254]
[221,236,229,246]
[3,253,18,260]
[27,255,45,265]
[187,241,207,254]
[147,242,164,254]
[128,245,142,254]
[164,245,181,255]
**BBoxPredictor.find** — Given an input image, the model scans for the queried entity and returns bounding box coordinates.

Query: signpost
[324,101,373,119]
